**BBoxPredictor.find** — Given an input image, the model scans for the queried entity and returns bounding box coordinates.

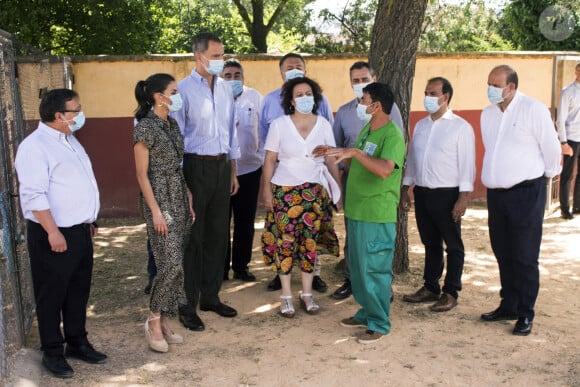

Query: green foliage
[420,0,514,52]
[502,0,580,50]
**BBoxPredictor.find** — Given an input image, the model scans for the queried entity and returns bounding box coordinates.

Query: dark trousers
[146,236,157,283]
[181,157,231,312]
[414,186,464,299]
[27,221,93,356]
[487,176,546,320]
[559,140,580,214]
[225,167,261,275]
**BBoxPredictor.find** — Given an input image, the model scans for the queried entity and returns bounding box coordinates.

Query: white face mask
[356,103,372,122]
[353,82,371,99]
[285,69,304,81]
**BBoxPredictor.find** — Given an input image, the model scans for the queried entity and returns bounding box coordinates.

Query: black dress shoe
[561,211,574,220]
[312,275,328,293]
[513,317,533,336]
[143,282,152,295]
[179,312,205,331]
[234,269,256,282]
[200,302,237,317]
[332,280,352,300]
[267,275,281,291]
[480,306,518,321]
[42,353,74,378]
[573,207,580,215]
[65,343,107,364]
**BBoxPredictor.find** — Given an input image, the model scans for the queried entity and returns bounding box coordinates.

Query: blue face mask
[66,111,86,132]
[356,103,372,122]
[202,55,224,75]
[487,85,506,104]
[285,69,304,81]
[227,80,243,97]
[294,95,314,114]
[163,93,183,112]
[423,96,441,114]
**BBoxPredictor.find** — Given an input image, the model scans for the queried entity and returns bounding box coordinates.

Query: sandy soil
[8,207,580,386]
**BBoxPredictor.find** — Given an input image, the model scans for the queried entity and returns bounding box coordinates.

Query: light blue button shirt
[15,122,100,227]
[259,87,334,145]
[172,69,240,159]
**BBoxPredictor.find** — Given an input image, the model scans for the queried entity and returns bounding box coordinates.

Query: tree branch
[265,0,291,33]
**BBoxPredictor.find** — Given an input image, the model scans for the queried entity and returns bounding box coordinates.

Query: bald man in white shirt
[479,65,561,336]
[401,77,475,313]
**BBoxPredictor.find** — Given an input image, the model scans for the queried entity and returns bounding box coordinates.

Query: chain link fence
[0,29,71,382]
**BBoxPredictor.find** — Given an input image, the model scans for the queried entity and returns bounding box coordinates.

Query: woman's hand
[262,189,274,212]
[152,210,168,237]
[187,190,196,224]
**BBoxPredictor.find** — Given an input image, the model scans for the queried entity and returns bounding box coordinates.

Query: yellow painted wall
[70,53,567,119]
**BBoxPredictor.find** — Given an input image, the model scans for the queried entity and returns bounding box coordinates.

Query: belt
[184,153,227,161]
[415,186,458,192]
[489,176,543,192]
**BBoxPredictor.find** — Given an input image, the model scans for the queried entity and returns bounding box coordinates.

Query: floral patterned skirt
[262,182,339,275]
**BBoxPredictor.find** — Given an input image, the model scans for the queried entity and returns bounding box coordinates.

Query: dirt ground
[8,207,580,387]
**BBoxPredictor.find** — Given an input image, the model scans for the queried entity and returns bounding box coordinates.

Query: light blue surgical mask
[162,93,183,112]
[294,95,314,114]
[202,55,224,75]
[356,103,372,122]
[285,69,304,81]
[227,80,243,97]
[353,82,371,99]
[423,96,441,114]
[487,85,506,104]
[66,111,86,132]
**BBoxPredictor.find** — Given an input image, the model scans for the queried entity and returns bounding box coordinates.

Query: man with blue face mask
[260,52,334,293]
[480,65,561,336]
[220,59,263,282]
[172,32,241,331]
[331,61,404,300]
[401,77,475,313]
[15,89,106,378]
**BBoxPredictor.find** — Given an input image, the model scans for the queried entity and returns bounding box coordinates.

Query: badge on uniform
[363,142,377,156]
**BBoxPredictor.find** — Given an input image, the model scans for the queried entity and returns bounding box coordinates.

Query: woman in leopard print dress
[134,73,194,353]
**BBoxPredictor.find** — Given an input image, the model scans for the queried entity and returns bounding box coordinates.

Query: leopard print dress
[134,111,189,316]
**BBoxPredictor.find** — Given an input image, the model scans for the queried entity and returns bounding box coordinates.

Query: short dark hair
[192,32,221,53]
[428,76,454,105]
[134,73,175,121]
[224,58,243,72]
[349,61,374,77]
[362,82,394,115]
[279,53,305,69]
[39,89,79,123]
[281,77,322,115]
[492,65,519,89]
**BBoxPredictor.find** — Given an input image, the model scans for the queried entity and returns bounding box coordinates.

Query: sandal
[145,315,168,352]
[279,295,295,318]
[299,292,320,315]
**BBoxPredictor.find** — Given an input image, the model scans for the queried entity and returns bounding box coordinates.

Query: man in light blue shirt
[259,52,334,293]
[172,32,241,331]
[331,61,404,300]
[221,59,263,282]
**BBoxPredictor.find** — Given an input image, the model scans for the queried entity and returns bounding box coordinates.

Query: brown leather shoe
[430,293,457,312]
[402,286,440,303]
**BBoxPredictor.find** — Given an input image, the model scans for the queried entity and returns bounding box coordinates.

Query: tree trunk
[369,0,428,274]
[251,22,268,53]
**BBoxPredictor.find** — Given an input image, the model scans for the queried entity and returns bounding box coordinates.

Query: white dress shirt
[557,80,580,142]
[481,91,562,189]
[172,69,240,159]
[234,86,263,175]
[403,109,475,192]
[15,122,100,227]
[265,115,340,203]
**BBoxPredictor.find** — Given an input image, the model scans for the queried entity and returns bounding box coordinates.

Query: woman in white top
[261,77,341,318]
